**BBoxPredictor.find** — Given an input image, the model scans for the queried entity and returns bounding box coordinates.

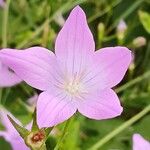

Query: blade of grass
[88,104,150,150]
[2,0,11,47]
[17,0,87,49]
[107,0,144,34]
[116,70,150,93]
[88,0,122,23]
[0,0,11,105]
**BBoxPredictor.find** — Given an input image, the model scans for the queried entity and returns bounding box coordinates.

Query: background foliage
[0,0,150,149]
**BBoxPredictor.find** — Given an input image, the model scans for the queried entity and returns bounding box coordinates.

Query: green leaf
[139,10,150,34]
[7,115,30,139]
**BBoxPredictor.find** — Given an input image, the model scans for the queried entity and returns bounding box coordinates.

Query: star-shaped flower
[0,6,132,128]
[133,134,150,150]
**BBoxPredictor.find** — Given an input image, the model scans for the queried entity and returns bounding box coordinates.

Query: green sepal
[7,115,30,139]
[31,108,39,132]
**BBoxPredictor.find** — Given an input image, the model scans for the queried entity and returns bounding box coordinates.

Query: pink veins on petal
[0,6,132,128]
[133,134,150,150]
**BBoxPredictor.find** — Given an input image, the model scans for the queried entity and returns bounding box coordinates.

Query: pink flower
[0,0,5,7]
[27,93,38,112]
[0,108,30,150]
[133,134,150,150]
[0,6,132,127]
[0,61,22,87]
[117,20,127,34]
[27,93,38,107]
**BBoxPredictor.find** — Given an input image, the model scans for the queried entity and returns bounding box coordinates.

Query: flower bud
[54,12,65,27]
[116,20,127,44]
[133,36,146,48]
[98,22,105,47]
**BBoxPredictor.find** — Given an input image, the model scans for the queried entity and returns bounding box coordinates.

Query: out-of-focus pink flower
[0,61,22,87]
[117,20,127,41]
[0,6,132,128]
[117,20,127,34]
[0,0,5,7]
[133,134,150,150]
[0,108,30,150]
[27,93,38,107]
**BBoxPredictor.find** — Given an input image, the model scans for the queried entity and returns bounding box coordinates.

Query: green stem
[54,119,72,150]
[88,104,150,150]
[88,0,122,23]
[116,70,150,93]
[2,0,11,48]
[0,0,11,104]
[0,88,2,104]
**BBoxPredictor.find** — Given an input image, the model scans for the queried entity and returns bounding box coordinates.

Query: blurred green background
[0,0,150,150]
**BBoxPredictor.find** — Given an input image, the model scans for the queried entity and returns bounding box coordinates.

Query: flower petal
[82,47,132,90]
[77,89,123,119]
[0,47,56,91]
[133,134,150,150]
[37,92,77,128]
[27,93,38,106]
[10,139,30,150]
[0,131,29,150]
[55,6,95,76]
[0,108,22,134]
[0,131,8,139]
[0,62,22,87]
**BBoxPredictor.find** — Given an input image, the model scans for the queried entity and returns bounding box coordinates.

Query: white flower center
[63,77,87,97]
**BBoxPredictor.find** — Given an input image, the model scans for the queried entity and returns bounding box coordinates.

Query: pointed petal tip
[133,133,143,140]
[72,5,83,12]
[70,5,86,18]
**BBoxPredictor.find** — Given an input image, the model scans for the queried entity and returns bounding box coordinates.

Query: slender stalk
[0,88,2,104]
[54,119,72,150]
[2,0,11,48]
[116,70,150,93]
[88,0,122,23]
[88,104,150,150]
[0,0,11,104]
